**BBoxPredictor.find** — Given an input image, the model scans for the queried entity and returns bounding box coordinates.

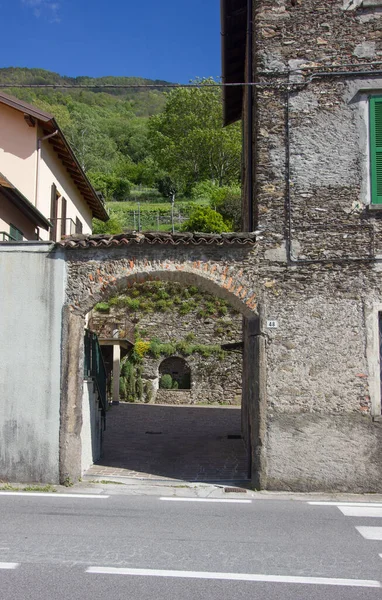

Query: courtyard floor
[85,403,249,482]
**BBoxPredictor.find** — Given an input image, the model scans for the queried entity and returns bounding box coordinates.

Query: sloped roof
[221,0,247,126]
[0,91,108,222]
[0,172,51,230]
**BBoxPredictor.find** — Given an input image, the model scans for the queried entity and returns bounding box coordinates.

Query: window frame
[369,95,382,205]
[9,223,24,241]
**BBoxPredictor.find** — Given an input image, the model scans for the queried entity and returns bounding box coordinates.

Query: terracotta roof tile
[57,231,257,248]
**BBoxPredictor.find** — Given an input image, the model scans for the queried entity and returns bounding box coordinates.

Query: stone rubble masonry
[90,294,243,406]
[64,243,260,318]
[248,0,382,491]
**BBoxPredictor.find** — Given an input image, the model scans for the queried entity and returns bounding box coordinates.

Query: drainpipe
[35,130,59,210]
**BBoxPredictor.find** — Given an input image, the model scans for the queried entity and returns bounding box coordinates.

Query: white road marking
[86,567,381,587]
[356,527,382,540]
[159,497,251,504]
[0,563,19,570]
[309,502,382,508]
[339,506,382,518]
[0,492,109,499]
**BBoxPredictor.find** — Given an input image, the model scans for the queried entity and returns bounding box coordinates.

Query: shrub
[172,380,179,390]
[181,207,230,234]
[134,340,151,358]
[119,377,126,400]
[144,380,153,403]
[160,374,173,389]
[136,377,144,402]
[94,302,110,313]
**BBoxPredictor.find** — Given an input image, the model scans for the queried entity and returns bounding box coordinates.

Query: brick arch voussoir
[69,259,258,318]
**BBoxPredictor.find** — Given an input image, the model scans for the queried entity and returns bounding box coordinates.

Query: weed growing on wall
[94,281,236,319]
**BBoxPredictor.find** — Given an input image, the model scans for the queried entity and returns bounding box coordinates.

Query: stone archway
[159,356,191,390]
[59,232,265,488]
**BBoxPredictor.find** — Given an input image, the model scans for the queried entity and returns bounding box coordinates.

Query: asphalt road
[0,491,381,599]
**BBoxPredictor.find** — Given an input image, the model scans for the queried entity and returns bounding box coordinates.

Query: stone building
[221,0,382,490]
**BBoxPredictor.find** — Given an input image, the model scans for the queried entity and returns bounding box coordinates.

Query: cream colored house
[0,92,108,242]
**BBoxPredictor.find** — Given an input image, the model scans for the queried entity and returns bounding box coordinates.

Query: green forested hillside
[0,68,242,233]
[0,67,167,178]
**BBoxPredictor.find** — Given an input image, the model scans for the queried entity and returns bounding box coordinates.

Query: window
[9,224,23,241]
[75,217,83,234]
[370,97,382,205]
[49,183,59,241]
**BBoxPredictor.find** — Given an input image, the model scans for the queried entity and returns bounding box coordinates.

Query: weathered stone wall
[250,0,382,490]
[143,352,243,405]
[90,291,243,405]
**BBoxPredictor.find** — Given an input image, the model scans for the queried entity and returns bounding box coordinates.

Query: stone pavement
[86,403,249,482]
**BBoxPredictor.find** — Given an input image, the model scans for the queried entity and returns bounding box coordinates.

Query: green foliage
[94,302,110,313]
[92,215,123,235]
[159,374,173,389]
[213,190,242,231]
[88,172,131,202]
[136,376,144,402]
[119,378,126,400]
[156,175,178,199]
[148,79,241,192]
[101,282,238,322]
[134,340,151,358]
[172,380,179,390]
[182,207,230,234]
[144,380,153,403]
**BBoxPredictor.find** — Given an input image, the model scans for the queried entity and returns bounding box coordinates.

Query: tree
[148,79,241,192]
[88,172,131,202]
[156,175,178,199]
[182,207,230,234]
[92,214,124,235]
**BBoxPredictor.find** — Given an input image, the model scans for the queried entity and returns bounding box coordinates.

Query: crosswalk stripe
[339,506,382,518]
[309,502,382,508]
[356,527,382,540]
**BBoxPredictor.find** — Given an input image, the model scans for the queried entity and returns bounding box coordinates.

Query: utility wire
[0,62,381,90]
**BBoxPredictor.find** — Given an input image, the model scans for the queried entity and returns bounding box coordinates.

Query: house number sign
[267,320,278,329]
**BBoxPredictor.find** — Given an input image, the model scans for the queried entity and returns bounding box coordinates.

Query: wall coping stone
[56,232,258,249]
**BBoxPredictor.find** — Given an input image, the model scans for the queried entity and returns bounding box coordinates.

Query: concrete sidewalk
[85,403,249,482]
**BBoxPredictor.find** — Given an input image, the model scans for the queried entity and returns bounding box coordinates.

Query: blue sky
[0,0,222,82]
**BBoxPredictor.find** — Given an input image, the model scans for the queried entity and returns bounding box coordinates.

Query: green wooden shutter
[370,97,382,205]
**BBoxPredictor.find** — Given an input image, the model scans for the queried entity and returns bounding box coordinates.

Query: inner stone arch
[159,356,191,390]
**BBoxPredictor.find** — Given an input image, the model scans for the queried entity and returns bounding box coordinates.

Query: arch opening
[159,357,191,390]
[61,267,265,489]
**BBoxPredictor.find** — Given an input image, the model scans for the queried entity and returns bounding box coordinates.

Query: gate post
[60,307,85,484]
[242,311,267,489]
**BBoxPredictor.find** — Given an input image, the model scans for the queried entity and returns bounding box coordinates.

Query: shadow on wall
[159,356,191,390]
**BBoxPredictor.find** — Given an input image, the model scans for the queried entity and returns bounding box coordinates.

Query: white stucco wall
[0,103,37,202]
[0,191,37,240]
[0,243,65,482]
[38,131,93,241]
[0,103,94,243]
[81,381,102,472]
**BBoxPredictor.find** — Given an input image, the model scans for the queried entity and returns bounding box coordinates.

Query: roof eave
[221,0,247,126]
[0,176,52,231]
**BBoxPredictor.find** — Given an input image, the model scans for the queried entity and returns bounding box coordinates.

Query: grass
[88,479,125,485]
[108,198,208,213]
[0,484,56,492]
